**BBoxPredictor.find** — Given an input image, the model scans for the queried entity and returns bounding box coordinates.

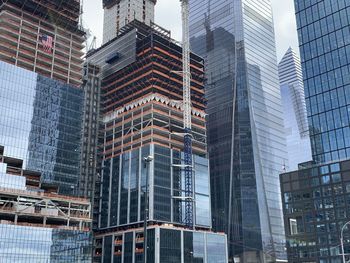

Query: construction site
[0,145,91,230]
[87,20,207,160]
[0,144,93,261]
[0,0,85,86]
[85,12,227,260]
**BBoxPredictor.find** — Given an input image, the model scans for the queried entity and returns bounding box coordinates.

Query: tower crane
[180,0,194,228]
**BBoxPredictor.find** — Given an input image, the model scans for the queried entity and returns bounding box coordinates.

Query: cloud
[155,0,182,40]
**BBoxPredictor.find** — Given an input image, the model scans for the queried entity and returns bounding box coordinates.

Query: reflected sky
[0,61,83,195]
[0,62,36,164]
[0,225,92,262]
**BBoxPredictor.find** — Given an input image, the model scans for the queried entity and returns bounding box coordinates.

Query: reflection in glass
[0,61,83,195]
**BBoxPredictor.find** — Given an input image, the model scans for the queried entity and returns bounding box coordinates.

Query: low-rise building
[280,159,350,263]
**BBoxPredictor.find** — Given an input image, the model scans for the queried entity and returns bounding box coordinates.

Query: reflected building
[295,0,350,163]
[0,0,88,197]
[0,61,84,195]
[189,0,287,262]
[279,1,350,262]
[86,20,228,262]
[0,144,92,262]
[278,47,312,171]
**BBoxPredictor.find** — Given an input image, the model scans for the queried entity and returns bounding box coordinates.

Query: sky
[83,0,299,61]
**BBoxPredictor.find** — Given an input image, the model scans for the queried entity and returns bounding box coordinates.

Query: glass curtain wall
[189,0,287,261]
[98,144,211,229]
[0,61,83,195]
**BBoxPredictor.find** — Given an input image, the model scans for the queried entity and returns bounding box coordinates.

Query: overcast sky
[83,0,299,61]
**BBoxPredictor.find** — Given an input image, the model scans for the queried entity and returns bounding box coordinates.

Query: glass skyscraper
[278,47,312,171]
[189,0,287,261]
[0,61,84,195]
[295,0,350,163]
[279,1,350,262]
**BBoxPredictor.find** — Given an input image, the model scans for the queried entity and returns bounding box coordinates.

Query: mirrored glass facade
[0,224,92,262]
[189,0,287,261]
[98,144,211,229]
[0,61,84,195]
[295,0,350,163]
[94,226,227,263]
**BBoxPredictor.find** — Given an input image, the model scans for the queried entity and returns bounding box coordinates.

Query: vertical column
[15,14,24,66]
[181,230,184,263]
[50,27,57,78]
[137,149,142,222]
[170,149,174,222]
[204,233,208,263]
[67,34,73,84]
[155,227,160,263]
[127,151,131,224]
[108,159,113,227]
[117,156,122,226]
[148,144,154,220]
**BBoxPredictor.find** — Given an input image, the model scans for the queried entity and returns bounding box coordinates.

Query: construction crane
[79,0,97,53]
[180,0,194,228]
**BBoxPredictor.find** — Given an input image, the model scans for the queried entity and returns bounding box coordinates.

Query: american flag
[40,34,53,53]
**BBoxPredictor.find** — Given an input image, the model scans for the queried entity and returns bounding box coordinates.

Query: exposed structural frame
[0,0,85,85]
[0,187,91,230]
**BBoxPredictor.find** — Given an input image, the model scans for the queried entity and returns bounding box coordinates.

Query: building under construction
[0,0,84,86]
[89,20,207,159]
[86,20,227,263]
[0,144,92,262]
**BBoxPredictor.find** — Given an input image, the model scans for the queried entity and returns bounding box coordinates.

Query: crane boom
[180,0,193,228]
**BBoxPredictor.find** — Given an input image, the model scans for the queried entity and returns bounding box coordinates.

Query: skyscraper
[189,0,287,262]
[279,1,350,262]
[102,0,156,44]
[87,20,227,263]
[295,0,350,163]
[278,47,312,171]
[0,0,85,86]
[0,0,86,195]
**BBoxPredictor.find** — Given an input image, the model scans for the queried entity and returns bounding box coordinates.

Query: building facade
[0,144,92,262]
[0,61,84,196]
[295,0,350,163]
[0,0,92,199]
[278,47,312,171]
[94,225,227,263]
[80,63,102,201]
[279,1,350,262]
[189,0,287,261]
[280,159,350,263]
[102,0,156,44]
[0,0,84,86]
[87,21,228,262]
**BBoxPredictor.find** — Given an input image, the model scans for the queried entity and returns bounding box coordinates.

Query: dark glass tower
[295,0,350,163]
[189,0,287,262]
